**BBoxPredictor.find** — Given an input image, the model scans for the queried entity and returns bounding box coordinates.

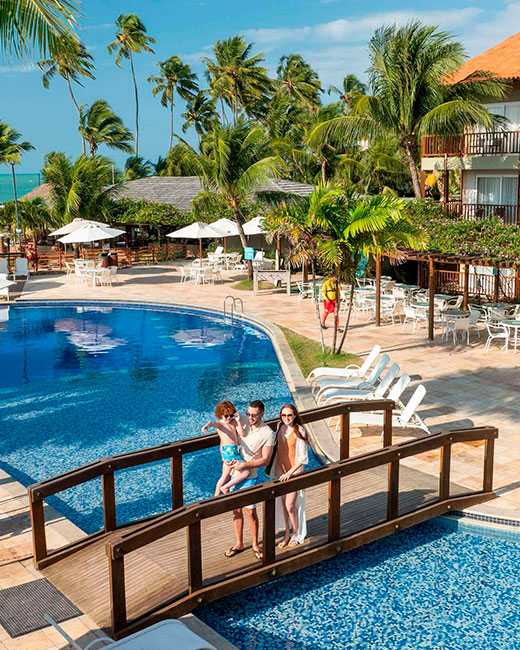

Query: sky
[1,0,519,172]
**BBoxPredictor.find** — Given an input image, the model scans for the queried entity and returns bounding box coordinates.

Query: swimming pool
[0,302,294,532]
[199,518,520,649]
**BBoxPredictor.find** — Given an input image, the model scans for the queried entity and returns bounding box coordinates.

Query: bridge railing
[106,425,497,638]
[28,399,395,570]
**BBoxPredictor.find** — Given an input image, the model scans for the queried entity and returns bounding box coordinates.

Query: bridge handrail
[105,424,497,637]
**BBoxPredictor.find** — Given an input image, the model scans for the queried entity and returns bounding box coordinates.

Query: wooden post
[29,493,47,564]
[102,471,116,532]
[515,266,520,302]
[375,254,382,327]
[428,256,435,341]
[286,269,291,296]
[483,438,495,493]
[262,497,276,565]
[416,260,422,288]
[463,263,469,310]
[187,521,202,593]
[108,554,127,635]
[382,405,393,448]
[171,454,183,510]
[275,235,281,271]
[439,442,451,500]
[328,478,341,542]
[494,264,500,303]
[387,459,399,520]
[339,412,350,460]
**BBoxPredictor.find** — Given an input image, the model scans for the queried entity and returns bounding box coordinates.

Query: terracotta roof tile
[449,32,520,83]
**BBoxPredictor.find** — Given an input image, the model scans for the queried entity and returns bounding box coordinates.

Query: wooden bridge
[28,400,498,640]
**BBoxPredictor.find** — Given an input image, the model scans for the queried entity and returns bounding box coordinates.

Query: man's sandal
[224,546,244,558]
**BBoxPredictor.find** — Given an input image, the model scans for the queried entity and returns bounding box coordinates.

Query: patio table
[503,319,520,351]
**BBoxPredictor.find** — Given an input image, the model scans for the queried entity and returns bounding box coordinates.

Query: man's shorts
[229,474,259,509]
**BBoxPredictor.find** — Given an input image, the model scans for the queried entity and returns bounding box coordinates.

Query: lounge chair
[348,385,430,434]
[307,344,381,385]
[317,362,400,405]
[14,257,30,279]
[313,354,390,401]
[0,258,8,275]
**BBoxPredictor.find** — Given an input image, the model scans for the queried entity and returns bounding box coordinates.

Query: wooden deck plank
[42,464,467,631]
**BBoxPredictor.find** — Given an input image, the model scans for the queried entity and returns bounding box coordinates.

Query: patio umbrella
[167,221,222,260]
[49,218,109,237]
[210,218,239,253]
[58,224,125,244]
[243,215,266,236]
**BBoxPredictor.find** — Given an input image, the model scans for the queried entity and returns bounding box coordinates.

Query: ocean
[0,173,41,203]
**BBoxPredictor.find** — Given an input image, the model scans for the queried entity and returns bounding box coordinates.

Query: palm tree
[0,0,77,57]
[42,151,114,222]
[182,91,216,142]
[310,22,506,198]
[148,56,198,149]
[38,34,95,154]
[0,197,57,244]
[123,155,153,180]
[0,121,34,243]
[328,74,366,112]
[203,36,272,123]
[275,54,322,110]
[107,14,155,156]
[180,120,283,278]
[79,99,134,157]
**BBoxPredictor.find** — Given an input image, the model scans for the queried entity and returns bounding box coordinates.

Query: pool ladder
[223,295,244,321]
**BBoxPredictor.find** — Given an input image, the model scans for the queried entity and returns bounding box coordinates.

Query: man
[224,399,275,561]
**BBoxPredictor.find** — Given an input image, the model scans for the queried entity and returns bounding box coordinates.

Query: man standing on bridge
[224,400,275,561]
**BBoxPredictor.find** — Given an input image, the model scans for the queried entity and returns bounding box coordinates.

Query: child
[202,400,250,496]
[321,274,338,329]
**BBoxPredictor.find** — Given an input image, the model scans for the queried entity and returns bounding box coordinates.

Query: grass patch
[232,279,253,291]
[279,326,360,378]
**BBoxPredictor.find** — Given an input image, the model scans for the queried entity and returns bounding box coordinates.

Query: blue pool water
[0,303,294,532]
[199,519,520,649]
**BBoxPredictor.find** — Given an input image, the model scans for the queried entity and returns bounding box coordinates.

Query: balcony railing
[422,131,520,157]
[445,200,518,225]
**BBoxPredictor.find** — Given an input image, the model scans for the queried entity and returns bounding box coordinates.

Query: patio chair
[348,385,430,434]
[0,258,8,275]
[484,322,509,351]
[0,274,9,301]
[214,245,224,256]
[109,266,118,285]
[403,304,426,331]
[445,295,463,310]
[468,306,483,339]
[14,257,30,279]
[64,261,75,282]
[96,268,112,287]
[443,316,470,345]
[386,373,412,409]
[313,353,390,401]
[318,362,400,405]
[307,344,381,385]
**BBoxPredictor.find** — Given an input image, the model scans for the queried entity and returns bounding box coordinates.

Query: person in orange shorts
[321,275,338,329]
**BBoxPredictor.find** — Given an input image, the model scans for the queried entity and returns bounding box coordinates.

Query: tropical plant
[79,99,134,157]
[107,13,155,156]
[275,54,322,110]
[310,22,506,198]
[328,74,366,112]
[38,33,95,153]
[148,56,198,149]
[162,143,197,176]
[0,0,77,57]
[0,197,57,243]
[182,91,216,141]
[203,35,272,123]
[42,151,114,222]
[109,198,187,227]
[152,155,167,175]
[0,121,34,241]
[123,155,153,180]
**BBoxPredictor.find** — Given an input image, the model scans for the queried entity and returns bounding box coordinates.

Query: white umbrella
[58,224,125,244]
[211,218,239,237]
[49,218,109,237]
[167,221,222,259]
[243,215,266,236]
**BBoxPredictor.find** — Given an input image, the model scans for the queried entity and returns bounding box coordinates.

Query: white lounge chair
[314,354,390,401]
[318,362,400,405]
[14,257,30,279]
[348,385,430,434]
[45,617,216,649]
[307,345,381,385]
[0,258,8,275]
[386,373,412,408]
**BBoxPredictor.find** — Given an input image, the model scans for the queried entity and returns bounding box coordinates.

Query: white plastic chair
[109,266,118,285]
[0,258,8,275]
[14,257,29,279]
[484,322,509,351]
[445,295,463,310]
[443,316,470,345]
[318,362,400,405]
[314,353,390,400]
[307,345,381,385]
[96,268,112,287]
[214,245,224,256]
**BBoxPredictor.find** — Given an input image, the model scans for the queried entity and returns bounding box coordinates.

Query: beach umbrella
[167,221,221,260]
[49,218,109,237]
[58,224,125,244]
[243,215,266,236]
[210,218,239,253]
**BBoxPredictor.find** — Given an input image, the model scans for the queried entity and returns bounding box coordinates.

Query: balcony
[422,131,520,157]
[445,200,518,225]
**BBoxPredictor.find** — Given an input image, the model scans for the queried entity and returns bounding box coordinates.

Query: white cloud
[0,63,37,74]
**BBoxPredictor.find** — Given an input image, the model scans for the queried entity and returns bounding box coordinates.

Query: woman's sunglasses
[281,412,295,418]
[223,412,236,419]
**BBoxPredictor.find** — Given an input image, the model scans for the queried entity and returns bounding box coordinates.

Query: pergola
[374,250,520,341]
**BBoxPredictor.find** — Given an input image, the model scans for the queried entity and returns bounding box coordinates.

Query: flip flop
[224,546,244,558]
[252,548,263,560]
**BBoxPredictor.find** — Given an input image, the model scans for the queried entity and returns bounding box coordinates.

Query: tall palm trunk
[169,96,175,150]
[130,53,139,156]
[233,207,253,280]
[10,164,21,245]
[336,281,355,353]
[67,78,86,156]
[403,139,422,198]
[310,258,325,352]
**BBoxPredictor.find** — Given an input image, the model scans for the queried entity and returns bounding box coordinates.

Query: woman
[273,403,309,547]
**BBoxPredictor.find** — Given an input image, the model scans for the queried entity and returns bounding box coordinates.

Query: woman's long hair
[278,403,307,441]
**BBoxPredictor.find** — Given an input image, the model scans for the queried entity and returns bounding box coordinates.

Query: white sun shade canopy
[243,215,266,235]
[49,218,110,237]
[58,224,125,244]
[210,218,240,237]
[166,222,222,239]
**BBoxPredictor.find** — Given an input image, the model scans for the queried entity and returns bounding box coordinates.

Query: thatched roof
[21,182,51,202]
[112,176,313,211]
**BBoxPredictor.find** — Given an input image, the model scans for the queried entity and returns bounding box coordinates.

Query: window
[477,176,518,205]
